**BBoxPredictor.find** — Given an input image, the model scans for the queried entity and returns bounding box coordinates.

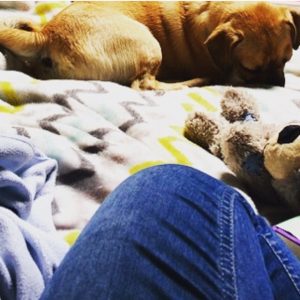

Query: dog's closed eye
[241,64,262,73]
[41,57,52,68]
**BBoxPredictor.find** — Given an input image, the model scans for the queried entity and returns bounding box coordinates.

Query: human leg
[41,164,300,300]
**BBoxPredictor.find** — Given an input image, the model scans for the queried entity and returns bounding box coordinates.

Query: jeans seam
[262,234,300,296]
[219,187,238,299]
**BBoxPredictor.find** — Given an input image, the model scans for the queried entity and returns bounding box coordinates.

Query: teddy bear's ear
[184,112,223,158]
[220,88,260,123]
[278,125,300,144]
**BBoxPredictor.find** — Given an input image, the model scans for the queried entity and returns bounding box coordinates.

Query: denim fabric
[41,164,300,300]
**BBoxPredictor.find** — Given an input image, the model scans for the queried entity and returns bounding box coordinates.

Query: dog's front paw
[131,74,210,91]
[182,77,210,87]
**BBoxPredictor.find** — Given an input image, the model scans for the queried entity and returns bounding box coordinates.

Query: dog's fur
[0,1,34,11]
[0,1,300,90]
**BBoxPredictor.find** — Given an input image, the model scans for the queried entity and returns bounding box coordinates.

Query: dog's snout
[266,67,285,86]
[242,68,286,87]
[272,77,285,87]
[265,74,285,87]
[244,75,285,87]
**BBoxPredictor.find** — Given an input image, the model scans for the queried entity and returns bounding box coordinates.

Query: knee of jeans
[131,163,219,190]
[134,163,191,177]
[105,164,192,205]
[87,164,255,245]
[102,164,254,225]
[132,164,192,184]
[102,164,231,222]
[96,164,197,225]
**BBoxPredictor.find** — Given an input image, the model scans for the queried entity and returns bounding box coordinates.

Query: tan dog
[0,1,299,90]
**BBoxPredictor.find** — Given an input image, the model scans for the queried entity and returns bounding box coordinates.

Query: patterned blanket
[0,2,300,236]
[0,70,300,233]
[0,71,239,232]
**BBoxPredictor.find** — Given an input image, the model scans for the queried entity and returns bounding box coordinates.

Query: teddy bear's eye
[277,125,300,144]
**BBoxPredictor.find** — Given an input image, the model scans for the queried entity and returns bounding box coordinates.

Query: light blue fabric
[0,134,69,300]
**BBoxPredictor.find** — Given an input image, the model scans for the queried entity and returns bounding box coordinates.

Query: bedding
[0,134,68,300]
[0,1,299,238]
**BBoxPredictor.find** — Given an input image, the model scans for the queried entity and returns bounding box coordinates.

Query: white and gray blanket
[0,70,299,233]
[0,2,299,235]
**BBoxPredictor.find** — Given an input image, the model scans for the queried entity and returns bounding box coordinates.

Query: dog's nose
[267,75,285,87]
[266,68,285,86]
[275,77,285,87]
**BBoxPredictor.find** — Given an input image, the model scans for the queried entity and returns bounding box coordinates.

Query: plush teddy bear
[184,88,300,218]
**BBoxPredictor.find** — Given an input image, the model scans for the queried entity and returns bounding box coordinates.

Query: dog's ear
[0,28,45,57]
[204,23,243,72]
[289,8,300,49]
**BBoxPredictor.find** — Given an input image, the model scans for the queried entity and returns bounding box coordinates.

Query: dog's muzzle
[266,75,285,87]
[266,68,285,87]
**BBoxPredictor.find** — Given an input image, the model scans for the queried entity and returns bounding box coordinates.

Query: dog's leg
[0,11,209,88]
[131,75,209,91]
[121,17,209,91]
[0,1,34,11]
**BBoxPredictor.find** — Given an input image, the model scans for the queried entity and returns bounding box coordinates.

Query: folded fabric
[274,216,300,259]
[0,134,69,300]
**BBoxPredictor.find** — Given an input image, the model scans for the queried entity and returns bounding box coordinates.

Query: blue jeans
[41,165,300,299]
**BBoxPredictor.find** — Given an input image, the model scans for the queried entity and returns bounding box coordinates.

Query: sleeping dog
[0,1,299,90]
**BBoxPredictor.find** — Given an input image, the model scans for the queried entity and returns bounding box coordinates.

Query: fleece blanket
[0,134,68,300]
[0,70,299,232]
[0,4,299,299]
[0,1,300,234]
[0,71,243,232]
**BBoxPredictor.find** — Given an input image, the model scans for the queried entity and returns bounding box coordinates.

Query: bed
[0,0,299,247]
[1,2,300,298]
[0,2,300,232]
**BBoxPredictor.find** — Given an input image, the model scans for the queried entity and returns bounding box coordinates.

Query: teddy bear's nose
[277,125,300,144]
